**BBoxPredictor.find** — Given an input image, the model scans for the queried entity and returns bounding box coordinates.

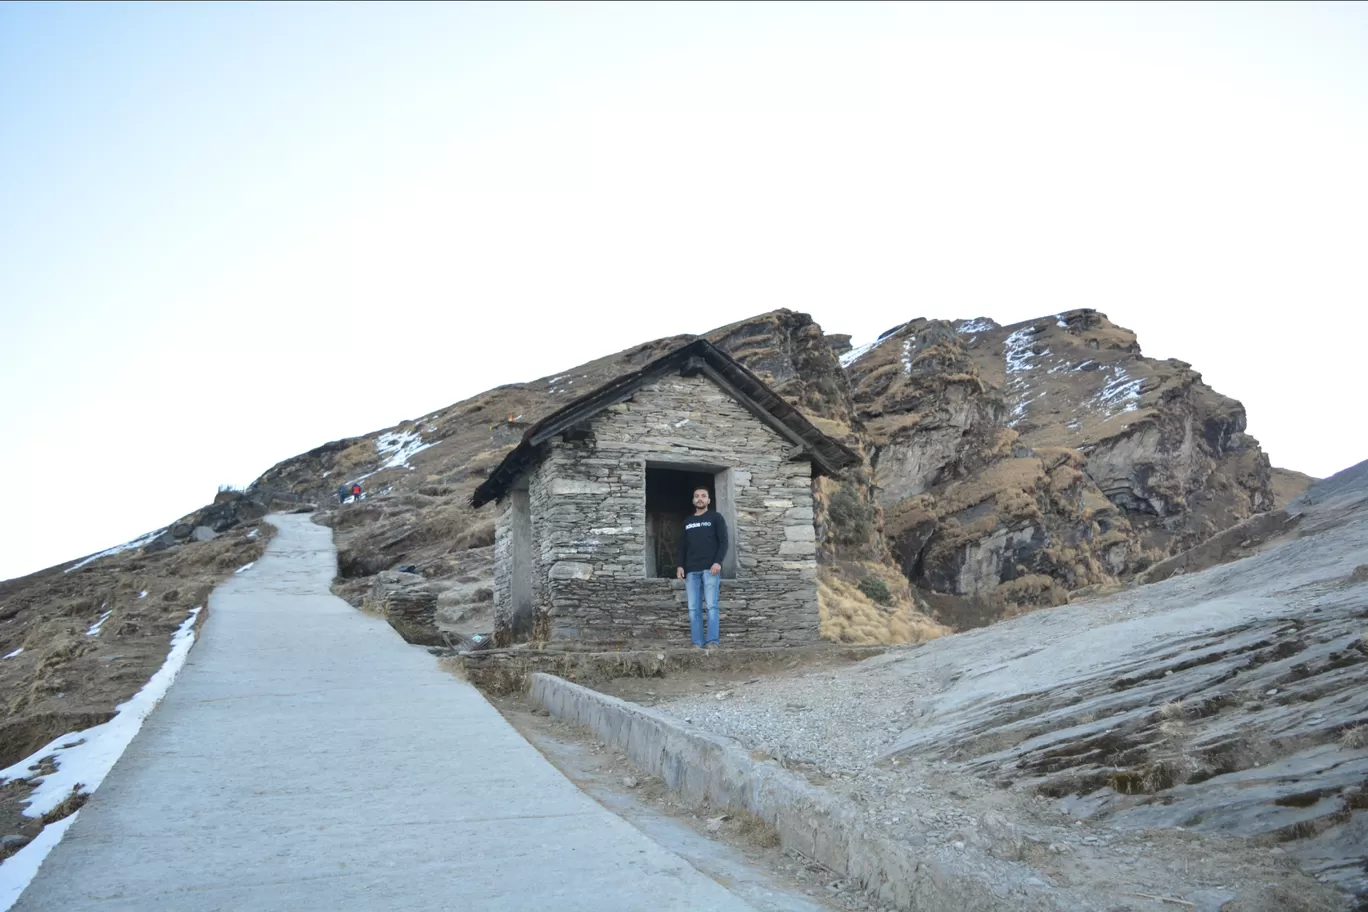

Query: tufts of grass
[733,810,781,848]
[818,570,948,646]
[40,784,88,825]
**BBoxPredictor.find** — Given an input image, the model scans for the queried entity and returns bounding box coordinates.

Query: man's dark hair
[693,486,710,496]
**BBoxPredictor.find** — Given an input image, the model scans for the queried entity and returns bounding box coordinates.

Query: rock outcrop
[843,309,1288,626]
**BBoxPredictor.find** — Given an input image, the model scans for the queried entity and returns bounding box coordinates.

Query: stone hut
[470,339,859,648]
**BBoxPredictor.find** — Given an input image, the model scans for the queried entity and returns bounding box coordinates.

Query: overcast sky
[2,1,1365,581]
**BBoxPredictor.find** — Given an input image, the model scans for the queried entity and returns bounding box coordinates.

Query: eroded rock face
[844,309,1283,625]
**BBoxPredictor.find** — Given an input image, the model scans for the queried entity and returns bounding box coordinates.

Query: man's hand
[710,563,722,576]
[677,567,685,580]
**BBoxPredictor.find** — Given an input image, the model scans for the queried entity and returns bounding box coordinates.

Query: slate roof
[470,339,860,507]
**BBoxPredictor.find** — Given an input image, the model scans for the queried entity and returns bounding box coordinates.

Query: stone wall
[495,373,821,647]
[493,500,514,644]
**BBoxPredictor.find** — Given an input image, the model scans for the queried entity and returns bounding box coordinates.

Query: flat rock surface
[13,513,759,912]
[656,468,1368,907]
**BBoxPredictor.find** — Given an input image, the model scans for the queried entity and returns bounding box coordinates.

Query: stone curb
[529,672,1062,912]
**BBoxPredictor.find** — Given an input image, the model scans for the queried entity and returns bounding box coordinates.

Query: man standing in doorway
[676,486,728,649]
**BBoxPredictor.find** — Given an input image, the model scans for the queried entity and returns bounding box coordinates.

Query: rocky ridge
[837,309,1303,627]
[241,307,1307,640]
[3,307,1311,671]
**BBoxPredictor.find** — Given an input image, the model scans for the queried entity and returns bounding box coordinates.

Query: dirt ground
[588,647,879,708]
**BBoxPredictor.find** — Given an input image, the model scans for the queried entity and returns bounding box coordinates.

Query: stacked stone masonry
[493,374,821,647]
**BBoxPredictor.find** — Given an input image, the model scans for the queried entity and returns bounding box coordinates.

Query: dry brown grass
[40,784,88,824]
[862,411,925,447]
[994,575,1068,617]
[818,567,948,646]
[732,809,782,848]
[935,458,1043,517]
[1340,724,1368,750]
[332,441,377,474]
[1269,467,1318,511]
[804,414,856,442]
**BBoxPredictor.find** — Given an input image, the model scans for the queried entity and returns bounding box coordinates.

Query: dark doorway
[644,466,715,579]
[508,487,533,637]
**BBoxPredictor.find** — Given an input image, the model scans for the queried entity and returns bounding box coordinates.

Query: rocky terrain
[0,307,1314,731]
[653,460,1368,908]
[247,307,1311,642]
[836,309,1314,628]
[0,304,1342,900]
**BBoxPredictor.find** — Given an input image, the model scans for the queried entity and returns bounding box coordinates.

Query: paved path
[16,514,758,912]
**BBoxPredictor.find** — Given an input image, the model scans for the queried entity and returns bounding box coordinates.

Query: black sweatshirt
[678,510,728,573]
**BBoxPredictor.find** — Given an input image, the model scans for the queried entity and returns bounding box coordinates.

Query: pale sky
[2,1,1365,582]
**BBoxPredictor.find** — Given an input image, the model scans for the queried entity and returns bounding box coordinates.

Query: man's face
[692,489,710,511]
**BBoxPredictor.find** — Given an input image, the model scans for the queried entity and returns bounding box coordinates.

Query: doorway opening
[644,464,736,579]
[508,485,534,637]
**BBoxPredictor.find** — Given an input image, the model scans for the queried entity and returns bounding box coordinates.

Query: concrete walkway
[16,514,758,912]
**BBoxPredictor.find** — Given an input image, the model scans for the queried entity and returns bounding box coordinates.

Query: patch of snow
[246,529,258,540]
[1004,327,1045,374]
[63,528,166,574]
[673,418,690,428]
[85,610,113,637]
[589,527,633,535]
[1047,358,1098,375]
[137,590,148,599]
[956,318,996,335]
[839,335,893,368]
[1056,314,1070,328]
[2,648,21,660]
[235,562,254,574]
[374,429,434,471]
[900,338,917,374]
[0,811,80,911]
[548,376,564,384]
[1007,390,1050,428]
[1099,367,1144,414]
[1002,326,1055,425]
[321,470,331,478]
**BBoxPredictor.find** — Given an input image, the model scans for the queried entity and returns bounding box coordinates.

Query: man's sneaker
[705,642,719,651]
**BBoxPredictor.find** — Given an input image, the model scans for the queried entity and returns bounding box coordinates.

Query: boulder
[381,584,444,647]
[363,570,425,615]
